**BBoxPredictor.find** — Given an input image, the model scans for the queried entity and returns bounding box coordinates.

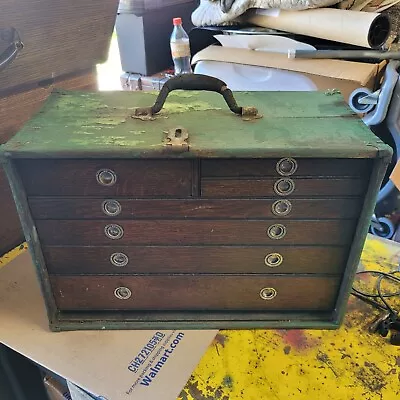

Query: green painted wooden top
[0,89,392,159]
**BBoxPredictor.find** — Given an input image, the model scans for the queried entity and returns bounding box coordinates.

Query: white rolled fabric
[191,0,340,26]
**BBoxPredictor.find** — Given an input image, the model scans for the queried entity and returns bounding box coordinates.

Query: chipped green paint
[161,101,222,114]
[325,89,342,96]
[0,89,392,159]
[167,91,197,98]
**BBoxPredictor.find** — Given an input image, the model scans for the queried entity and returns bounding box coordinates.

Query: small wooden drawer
[202,158,371,177]
[50,275,340,311]
[29,197,363,220]
[43,246,349,274]
[16,159,193,197]
[201,178,367,198]
[36,219,357,246]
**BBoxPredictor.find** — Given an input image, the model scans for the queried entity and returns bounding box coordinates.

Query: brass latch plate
[163,127,189,152]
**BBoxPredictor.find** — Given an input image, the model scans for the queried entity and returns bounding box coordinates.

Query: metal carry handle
[133,74,258,117]
[0,28,23,73]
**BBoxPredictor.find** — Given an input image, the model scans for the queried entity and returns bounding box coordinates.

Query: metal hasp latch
[164,126,189,152]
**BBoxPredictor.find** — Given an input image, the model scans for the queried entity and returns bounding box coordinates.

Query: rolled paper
[245,8,390,49]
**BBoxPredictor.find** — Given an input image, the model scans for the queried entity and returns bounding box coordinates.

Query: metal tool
[349,61,400,239]
[353,289,400,344]
[370,214,395,239]
[369,313,400,344]
[349,61,400,128]
[289,49,400,60]
[353,270,400,345]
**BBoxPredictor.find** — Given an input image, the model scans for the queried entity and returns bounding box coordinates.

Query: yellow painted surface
[179,236,400,400]
[0,243,27,270]
[2,238,399,400]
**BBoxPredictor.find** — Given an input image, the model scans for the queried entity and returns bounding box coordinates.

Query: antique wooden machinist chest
[0,75,392,331]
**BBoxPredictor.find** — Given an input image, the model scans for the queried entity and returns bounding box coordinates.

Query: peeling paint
[1,90,390,159]
[161,101,222,114]
[214,333,228,347]
[222,375,233,389]
[284,345,291,355]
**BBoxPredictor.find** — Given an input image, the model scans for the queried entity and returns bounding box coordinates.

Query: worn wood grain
[0,71,97,145]
[201,178,368,197]
[36,219,357,246]
[43,245,349,274]
[50,275,340,311]
[28,197,363,220]
[1,91,392,159]
[0,0,118,95]
[202,159,371,177]
[17,160,193,197]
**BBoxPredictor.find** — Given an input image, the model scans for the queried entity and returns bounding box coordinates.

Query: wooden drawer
[202,159,371,177]
[50,275,340,311]
[16,160,193,197]
[201,178,367,198]
[36,220,357,246]
[44,246,349,274]
[29,197,363,220]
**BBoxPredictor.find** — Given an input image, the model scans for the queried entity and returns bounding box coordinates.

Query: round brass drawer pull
[272,199,292,216]
[110,252,129,267]
[104,224,124,240]
[267,224,286,240]
[264,253,283,268]
[276,158,298,176]
[102,200,122,217]
[260,287,277,300]
[274,178,295,196]
[96,169,117,186]
[114,286,132,300]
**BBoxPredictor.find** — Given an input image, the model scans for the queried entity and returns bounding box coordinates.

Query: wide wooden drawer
[50,275,340,311]
[43,246,349,274]
[202,159,371,177]
[36,220,357,245]
[201,178,367,198]
[16,159,193,197]
[29,197,363,220]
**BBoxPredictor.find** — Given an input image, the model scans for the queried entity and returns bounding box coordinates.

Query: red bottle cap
[173,17,182,25]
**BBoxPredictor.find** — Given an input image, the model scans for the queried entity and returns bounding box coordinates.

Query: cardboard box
[0,252,217,400]
[67,381,97,400]
[390,159,400,190]
[192,45,386,101]
[44,375,72,400]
